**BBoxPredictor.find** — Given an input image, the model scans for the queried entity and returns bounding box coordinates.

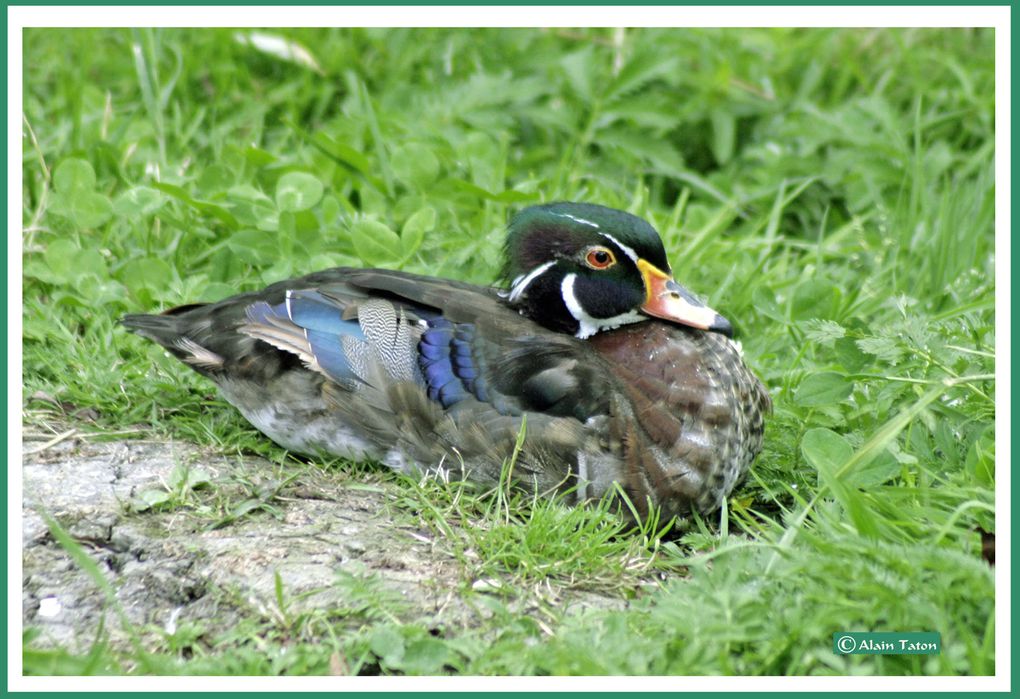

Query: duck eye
[585,247,616,270]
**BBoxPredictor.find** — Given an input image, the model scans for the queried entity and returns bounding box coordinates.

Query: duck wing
[122,268,613,500]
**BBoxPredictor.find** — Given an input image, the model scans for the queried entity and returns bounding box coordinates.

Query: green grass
[22,27,995,675]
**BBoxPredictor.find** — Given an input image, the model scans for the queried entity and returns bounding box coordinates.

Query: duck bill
[637,259,733,337]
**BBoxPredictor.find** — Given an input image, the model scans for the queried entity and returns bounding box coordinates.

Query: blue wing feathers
[246,293,364,384]
[304,328,359,383]
[416,317,503,410]
[419,342,448,361]
[286,290,366,340]
[251,290,504,412]
[438,381,470,407]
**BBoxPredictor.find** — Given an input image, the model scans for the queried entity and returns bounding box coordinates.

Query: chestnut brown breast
[590,322,771,517]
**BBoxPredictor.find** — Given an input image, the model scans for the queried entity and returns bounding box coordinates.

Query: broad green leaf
[253,208,280,232]
[750,286,784,322]
[53,158,97,193]
[369,627,405,667]
[359,186,388,214]
[169,465,211,490]
[75,192,113,229]
[306,252,356,272]
[121,256,175,291]
[278,211,296,243]
[802,428,853,473]
[560,47,595,102]
[49,190,113,229]
[71,248,108,282]
[113,186,165,217]
[276,172,324,212]
[320,194,342,226]
[226,184,277,230]
[260,258,296,286]
[43,239,80,278]
[401,206,436,258]
[200,282,241,303]
[220,144,247,173]
[845,385,946,477]
[72,276,126,306]
[794,372,854,406]
[605,53,679,103]
[462,132,500,189]
[23,260,61,285]
[601,93,682,131]
[281,210,317,256]
[966,425,995,486]
[391,143,440,187]
[445,178,536,204]
[790,279,840,321]
[135,489,171,510]
[463,132,497,162]
[50,290,93,309]
[399,637,452,674]
[197,164,234,193]
[151,182,239,229]
[191,199,240,229]
[227,184,272,203]
[842,447,901,489]
[834,336,870,372]
[290,209,320,236]
[598,128,685,176]
[226,229,277,265]
[306,132,387,192]
[805,385,947,540]
[350,219,401,265]
[801,428,879,538]
[244,145,278,167]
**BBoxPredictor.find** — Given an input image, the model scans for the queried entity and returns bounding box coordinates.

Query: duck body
[123,203,769,520]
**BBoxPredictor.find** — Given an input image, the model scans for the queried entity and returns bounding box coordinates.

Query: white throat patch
[560,273,646,339]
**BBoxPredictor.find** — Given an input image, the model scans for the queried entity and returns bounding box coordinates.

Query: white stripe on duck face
[550,211,600,229]
[502,260,555,303]
[595,231,640,264]
[560,273,646,339]
[548,210,649,269]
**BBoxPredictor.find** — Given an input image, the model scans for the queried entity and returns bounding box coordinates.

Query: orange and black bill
[637,259,733,337]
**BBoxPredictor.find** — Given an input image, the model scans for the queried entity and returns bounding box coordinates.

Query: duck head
[502,202,733,339]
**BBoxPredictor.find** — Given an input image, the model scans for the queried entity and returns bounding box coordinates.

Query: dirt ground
[21,422,629,654]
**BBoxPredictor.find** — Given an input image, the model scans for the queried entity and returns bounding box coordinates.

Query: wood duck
[122,202,770,521]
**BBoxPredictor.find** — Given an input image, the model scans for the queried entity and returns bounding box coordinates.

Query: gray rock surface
[22,424,628,654]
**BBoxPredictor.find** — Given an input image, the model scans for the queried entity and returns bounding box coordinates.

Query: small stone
[37,596,62,618]
[471,577,502,593]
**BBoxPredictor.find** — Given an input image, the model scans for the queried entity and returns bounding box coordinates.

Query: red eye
[585,247,616,270]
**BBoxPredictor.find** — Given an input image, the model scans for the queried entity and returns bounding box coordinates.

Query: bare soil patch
[22,423,628,653]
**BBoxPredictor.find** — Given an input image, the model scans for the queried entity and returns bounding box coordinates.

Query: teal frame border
[2,0,1015,5]
[6,3,1013,695]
